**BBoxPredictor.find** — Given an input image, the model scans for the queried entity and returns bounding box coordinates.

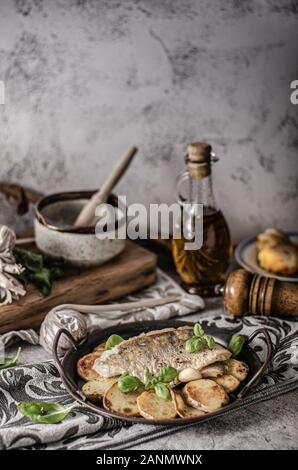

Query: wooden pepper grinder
[222,269,298,317]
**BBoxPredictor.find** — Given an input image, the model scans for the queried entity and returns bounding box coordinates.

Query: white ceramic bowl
[34,191,126,267]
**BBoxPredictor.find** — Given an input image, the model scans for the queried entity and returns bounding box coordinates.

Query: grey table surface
[14,296,297,451]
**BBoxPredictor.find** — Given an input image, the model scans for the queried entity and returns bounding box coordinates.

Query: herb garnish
[185,323,215,353]
[18,402,76,424]
[228,334,245,357]
[105,334,124,350]
[0,347,21,370]
[118,373,144,393]
[154,383,172,401]
[13,247,63,297]
[118,365,177,401]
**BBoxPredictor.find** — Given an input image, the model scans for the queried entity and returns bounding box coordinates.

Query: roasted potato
[172,392,205,419]
[200,363,225,378]
[77,351,102,381]
[82,377,119,402]
[183,379,229,412]
[256,228,289,252]
[223,359,249,382]
[212,374,240,393]
[103,383,140,416]
[93,342,106,352]
[137,390,177,420]
[258,244,298,276]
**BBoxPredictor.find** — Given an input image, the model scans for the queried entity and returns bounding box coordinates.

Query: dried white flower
[0,225,26,306]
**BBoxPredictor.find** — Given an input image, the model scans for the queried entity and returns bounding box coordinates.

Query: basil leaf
[0,347,21,370]
[154,383,171,401]
[156,365,177,383]
[18,402,75,424]
[105,334,124,350]
[185,336,205,353]
[228,334,246,356]
[144,367,152,384]
[204,335,215,350]
[32,268,52,297]
[194,323,204,337]
[118,373,143,393]
[13,247,43,271]
[13,247,64,297]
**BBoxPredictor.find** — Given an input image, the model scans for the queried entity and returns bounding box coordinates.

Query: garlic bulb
[0,225,26,305]
[39,308,88,355]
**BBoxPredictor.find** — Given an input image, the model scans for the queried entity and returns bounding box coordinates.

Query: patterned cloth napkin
[0,271,297,450]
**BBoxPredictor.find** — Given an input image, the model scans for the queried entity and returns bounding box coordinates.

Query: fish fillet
[93,327,231,382]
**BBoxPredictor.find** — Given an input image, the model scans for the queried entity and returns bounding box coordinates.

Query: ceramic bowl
[34,191,126,267]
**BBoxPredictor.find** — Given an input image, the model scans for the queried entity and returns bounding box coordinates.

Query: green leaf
[204,335,215,350]
[144,367,152,384]
[32,268,52,297]
[0,347,21,370]
[105,334,124,350]
[185,336,205,353]
[18,402,75,424]
[156,365,177,383]
[154,383,171,401]
[194,323,204,337]
[228,334,246,357]
[13,247,43,271]
[118,373,143,393]
[13,247,64,297]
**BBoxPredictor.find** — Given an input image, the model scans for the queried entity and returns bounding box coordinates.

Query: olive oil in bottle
[172,142,232,296]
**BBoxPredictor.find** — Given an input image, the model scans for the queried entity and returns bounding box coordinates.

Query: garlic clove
[178,367,202,382]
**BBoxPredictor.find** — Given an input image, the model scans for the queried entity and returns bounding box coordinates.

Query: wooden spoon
[49,294,181,318]
[74,146,138,227]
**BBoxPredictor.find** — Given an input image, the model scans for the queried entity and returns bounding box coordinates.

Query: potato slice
[82,377,119,402]
[200,363,225,378]
[172,392,206,419]
[223,359,249,382]
[213,374,240,393]
[183,379,229,412]
[103,383,140,417]
[77,351,102,381]
[93,342,106,352]
[137,390,177,420]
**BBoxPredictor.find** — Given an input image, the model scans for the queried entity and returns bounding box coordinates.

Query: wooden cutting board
[0,241,157,334]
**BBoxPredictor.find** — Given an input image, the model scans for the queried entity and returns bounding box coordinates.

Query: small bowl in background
[34,191,126,267]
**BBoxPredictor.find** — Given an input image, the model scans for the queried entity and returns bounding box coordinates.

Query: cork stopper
[187,142,212,179]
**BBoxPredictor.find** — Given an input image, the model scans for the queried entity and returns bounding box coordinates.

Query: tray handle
[237,328,273,399]
[53,328,87,401]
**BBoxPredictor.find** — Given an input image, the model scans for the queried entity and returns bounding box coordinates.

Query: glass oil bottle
[172,142,232,296]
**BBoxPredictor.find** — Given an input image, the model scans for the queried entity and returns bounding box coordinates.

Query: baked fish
[93,327,231,381]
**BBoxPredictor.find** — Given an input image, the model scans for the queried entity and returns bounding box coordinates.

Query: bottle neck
[188,173,217,213]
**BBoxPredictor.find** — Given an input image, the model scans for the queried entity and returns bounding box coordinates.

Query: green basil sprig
[154,383,171,401]
[194,323,204,337]
[228,334,246,357]
[13,247,63,297]
[118,373,144,393]
[18,402,75,424]
[105,334,124,350]
[118,365,177,401]
[0,347,21,370]
[143,366,177,390]
[185,323,215,353]
[185,336,205,353]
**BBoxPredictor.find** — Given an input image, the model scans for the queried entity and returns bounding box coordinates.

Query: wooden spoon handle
[50,295,180,316]
[74,146,138,227]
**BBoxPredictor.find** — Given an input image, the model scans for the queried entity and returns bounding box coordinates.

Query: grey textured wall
[0,0,297,241]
